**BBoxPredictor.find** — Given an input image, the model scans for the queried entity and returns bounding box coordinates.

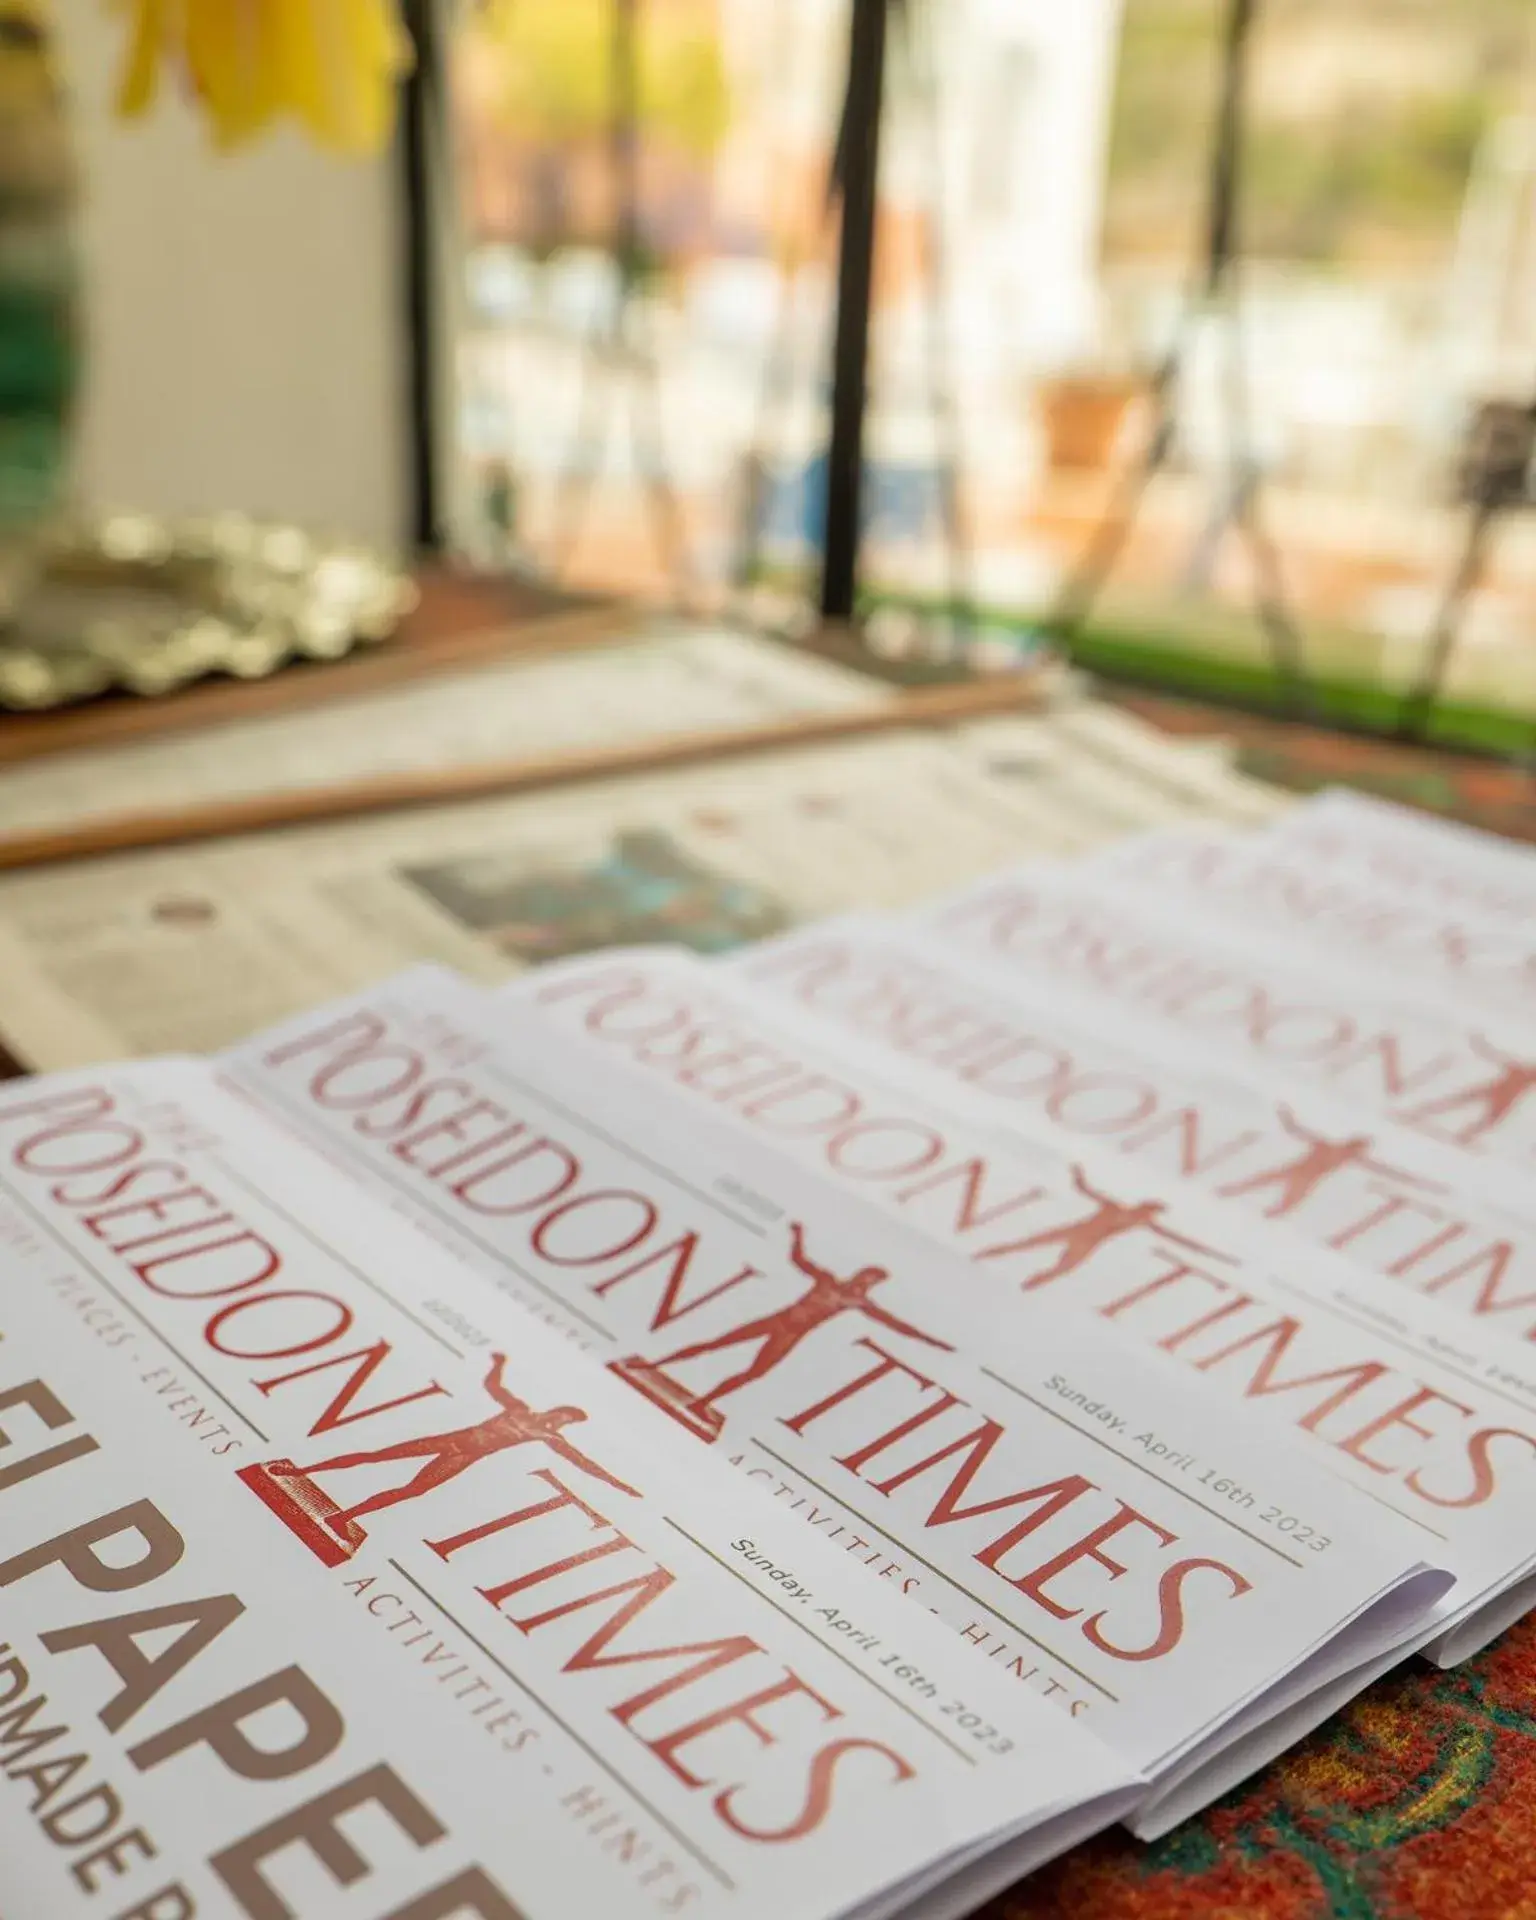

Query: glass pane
[447,0,846,605]
[439,0,1536,741]
[1087,0,1536,742]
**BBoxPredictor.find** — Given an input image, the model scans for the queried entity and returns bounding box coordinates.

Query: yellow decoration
[111,0,414,154]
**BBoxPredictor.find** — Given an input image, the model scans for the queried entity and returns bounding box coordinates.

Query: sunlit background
[443,0,1536,748]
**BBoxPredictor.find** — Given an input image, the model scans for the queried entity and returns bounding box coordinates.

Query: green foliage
[470,0,731,158]
[1242,87,1493,261]
[1105,0,1219,202]
[1067,624,1536,753]
[1105,0,1531,265]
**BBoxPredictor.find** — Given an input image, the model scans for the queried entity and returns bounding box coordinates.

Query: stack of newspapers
[6,785,1536,1920]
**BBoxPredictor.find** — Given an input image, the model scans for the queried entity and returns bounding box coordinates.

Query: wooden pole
[0,672,1048,875]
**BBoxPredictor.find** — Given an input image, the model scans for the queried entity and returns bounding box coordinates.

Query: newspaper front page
[0,1061,1136,1920]
[221,970,1446,1839]
[0,730,1089,1069]
[0,623,892,838]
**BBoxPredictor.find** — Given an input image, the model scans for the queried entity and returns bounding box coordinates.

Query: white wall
[54,0,408,545]
[946,0,1124,371]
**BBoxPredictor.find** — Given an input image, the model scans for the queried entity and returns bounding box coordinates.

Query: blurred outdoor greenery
[1107,0,1533,266]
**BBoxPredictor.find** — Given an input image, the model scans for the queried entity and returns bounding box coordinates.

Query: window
[428,0,1536,747]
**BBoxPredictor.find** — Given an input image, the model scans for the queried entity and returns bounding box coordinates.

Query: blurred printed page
[0,731,1085,1068]
[0,624,892,839]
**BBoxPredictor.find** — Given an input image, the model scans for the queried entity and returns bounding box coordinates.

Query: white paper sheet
[0,732,1083,1071]
[1079,826,1536,1033]
[0,1063,1135,1920]
[0,623,891,838]
[951,707,1288,834]
[1265,787,1536,923]
[492,947,1536,1679]
[221,973,1446,1838]
[902,859,1536,1178]
[723,914,1536,1344]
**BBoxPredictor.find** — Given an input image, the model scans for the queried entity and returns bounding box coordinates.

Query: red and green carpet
[1009,1634,1536,1919]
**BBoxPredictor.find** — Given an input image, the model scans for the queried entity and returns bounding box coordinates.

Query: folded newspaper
[720,915,1536,1341]
[901,853,1536,1174]
[1077,824,1536,1033]
[1267,788,1536,925]
[491,949,1536,1681]
[8,773,1536,1915]
[0,1065,1135,1920]
[221,969,1449,1842]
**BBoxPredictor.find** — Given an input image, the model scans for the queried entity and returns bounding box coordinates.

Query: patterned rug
[1006,1634,1536,1919]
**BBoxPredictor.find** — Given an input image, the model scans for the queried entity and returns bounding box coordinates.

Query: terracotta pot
[1039,375,1142,473]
